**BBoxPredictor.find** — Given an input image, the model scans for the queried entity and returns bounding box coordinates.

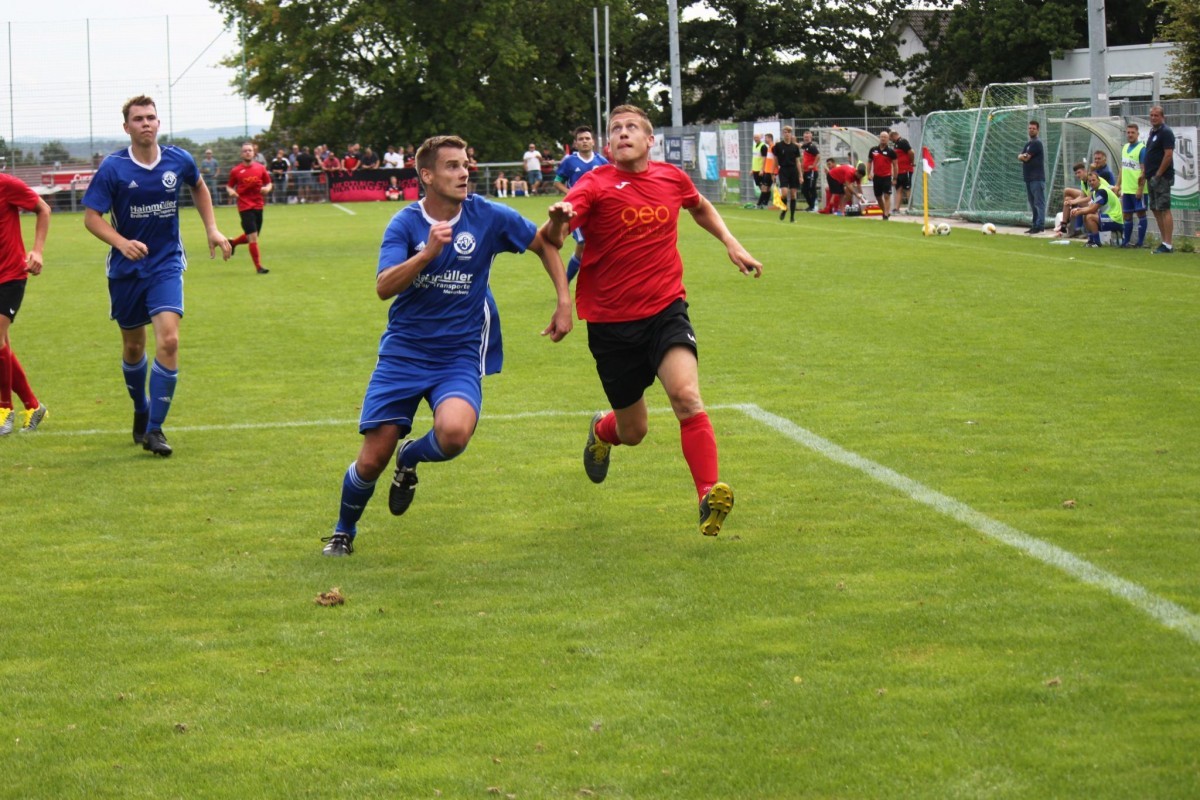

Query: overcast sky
[3,1,273,144]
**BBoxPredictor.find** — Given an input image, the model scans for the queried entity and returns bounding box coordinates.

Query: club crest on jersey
[162,171,178,191]
[454,232,477,256]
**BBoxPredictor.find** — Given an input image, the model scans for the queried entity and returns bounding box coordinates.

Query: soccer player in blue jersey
[554,126,609,282]
[83,95,232,457]
[322,135,573,557]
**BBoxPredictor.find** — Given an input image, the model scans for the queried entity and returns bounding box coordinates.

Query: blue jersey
[82,145,201,279]
[555,152,609,189]
[376,195,536,375]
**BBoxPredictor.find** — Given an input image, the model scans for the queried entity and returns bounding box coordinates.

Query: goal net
[911,74,1160,224]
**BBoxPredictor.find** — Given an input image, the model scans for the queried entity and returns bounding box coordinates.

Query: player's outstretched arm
[190,178,232,260]
[686,197,763,278]
[541,201,575,250]
[528,230,573,342]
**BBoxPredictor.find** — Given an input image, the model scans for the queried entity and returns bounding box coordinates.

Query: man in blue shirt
[83,95,232,456]
[1017,119,1045,234]
[554,126,609,282]
[322,135,573,557]
[1144,106,1176,254]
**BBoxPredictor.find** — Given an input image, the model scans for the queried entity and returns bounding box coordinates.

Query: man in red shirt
[226,142,274,274]
[866,131,897,221]
[799,130,821,212]
[0,174,51,435]
[547,104,762,537]
[889,130,914,215]
[823,159,866,214]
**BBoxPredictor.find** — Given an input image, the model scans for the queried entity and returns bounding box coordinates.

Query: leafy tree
[40,140,72,166]
[1162,0,1200,95]
[210,0,666,160]
[677,0,903,122]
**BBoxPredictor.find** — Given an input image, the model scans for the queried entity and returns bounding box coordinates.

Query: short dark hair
[122,95,156,122]
[1029,120,1040,130]
[1072,161,1087,173]
[416,135,469,175]
[573,126,594,138]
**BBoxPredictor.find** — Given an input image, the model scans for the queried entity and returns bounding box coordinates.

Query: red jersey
[894,140,914,174]
[868,146,897,178]
[227,161,270,211]
[0,174,41,283]
[829,164,859,184]
[566,161,700,323]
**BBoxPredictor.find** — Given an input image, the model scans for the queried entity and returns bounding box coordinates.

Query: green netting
[913,75,1160,224]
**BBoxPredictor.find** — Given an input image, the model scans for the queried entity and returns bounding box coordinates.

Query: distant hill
[8,124,273,159]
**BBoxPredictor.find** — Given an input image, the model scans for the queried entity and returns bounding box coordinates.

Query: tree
[210,0,667,160]
[40,140,72,166]
[676,0,904,122]
[1163,0,1200,95]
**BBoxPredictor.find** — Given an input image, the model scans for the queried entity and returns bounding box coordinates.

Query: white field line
[332,204,357,216]
[32,402,1199,644]
[732,402,1200,645]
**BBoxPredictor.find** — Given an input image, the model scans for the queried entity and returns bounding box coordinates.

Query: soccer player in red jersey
[226,142,273,274]
[0,173,51,435]
[546,104,762,537]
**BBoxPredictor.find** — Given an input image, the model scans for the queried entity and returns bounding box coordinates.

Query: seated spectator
[385,175,402,201]
[510,176,529,196]
[493,171,509,197]
[466,145,479,194]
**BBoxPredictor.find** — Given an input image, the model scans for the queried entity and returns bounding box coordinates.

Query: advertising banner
[1171,127,1198,210]
[327,168,419,203]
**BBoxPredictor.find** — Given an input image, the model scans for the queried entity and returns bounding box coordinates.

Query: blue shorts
[1098,215,1122,233]
[358,354,483,435]
[572,227,586,245]
[109,271,184,329]
[526,170,541,185]
[1121,193,1146,214]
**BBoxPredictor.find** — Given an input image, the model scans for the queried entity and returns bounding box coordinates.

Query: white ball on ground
[981,222,997,235]
[937,223,952,236]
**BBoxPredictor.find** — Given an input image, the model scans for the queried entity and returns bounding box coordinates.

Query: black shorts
[239,208,264,236]
[872,176,893,197]
[777,166,801,190]
[0,279,27,322]
[827,177,844,195]
[586,298,697,410]
[896,172,912,190]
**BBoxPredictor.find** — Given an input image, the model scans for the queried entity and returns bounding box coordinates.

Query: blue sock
[1137,216,1148,246]
[1122,220,1133,246]
[122,356,149,414]
[1089,233,1100,245]
[566,254,581,283]
[336,461,376,537]
[400,428,457,468]
[147,360,177,431]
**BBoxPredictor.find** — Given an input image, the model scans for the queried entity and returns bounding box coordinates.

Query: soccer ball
[936,223,952,236]
[981,222,997,235]
[924,223,938,236]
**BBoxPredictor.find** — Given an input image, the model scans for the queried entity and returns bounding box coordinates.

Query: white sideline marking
[33,402,1199,644]
[332,204,357,216]
[733,402,1200,645]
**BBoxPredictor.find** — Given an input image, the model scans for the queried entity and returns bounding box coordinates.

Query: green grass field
[3,198,1198,798]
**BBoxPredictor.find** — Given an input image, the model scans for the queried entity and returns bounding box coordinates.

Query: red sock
[8,349,37,409]
[595,410,621,445]
[679,412,719,501]
[249,242,262,269]
[231,234,248,247]
[0,343,12,407]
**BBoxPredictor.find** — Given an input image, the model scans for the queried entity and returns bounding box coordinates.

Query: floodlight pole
[165,16,174,143]
[86,19,94,162]
[593,8,602,145]
[1088,0,1108,117]
[668,0,683,127]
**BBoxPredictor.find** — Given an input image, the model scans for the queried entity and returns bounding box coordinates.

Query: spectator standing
[384,145,403,169]
[343,144,361,173]
[270,148,290,203]
[750,133,765,207]
[1144,105,1175,254]
[362,147,380,169]
[200,149,220,204]
[1017,120,1045,234]
[466,145,479,193]
[295,146,317,203]
[523,144,543,194]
